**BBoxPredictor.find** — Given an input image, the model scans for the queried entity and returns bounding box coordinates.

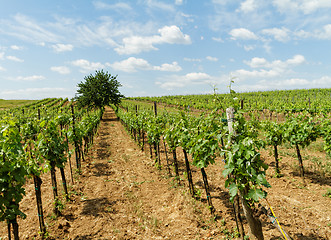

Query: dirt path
[45,107,218,239]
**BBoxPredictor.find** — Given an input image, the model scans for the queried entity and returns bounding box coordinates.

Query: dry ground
[1,107,330,239]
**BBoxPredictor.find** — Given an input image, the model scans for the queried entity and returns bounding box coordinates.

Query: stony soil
[1,107,330,239]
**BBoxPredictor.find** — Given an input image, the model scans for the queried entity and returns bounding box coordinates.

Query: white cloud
[110,57,182,72]
[6,56,24,62]
[0,65,5,71]
[261,27,290,42]
[272,0,299,13]
[175,0,183,5]
[212,37,224,43]
[50,66,71,74]
[236,76,331,92]
[93,1,132,11]
[312,76,331,85]
[238,0,258,13]
[237,55,306,80]
[286,54,305,65]
[156,72,215,90]
[235,69,279,79]
[229,28,258,40]
[206,56,218,62]
[15,75,45,81]
[301,0,331,14]
[115,25,191,54]
[273,0,331,14]
[0,13,60,45]
[110,57,152,72]
[244,45,255,51]
[317,24,331,39]
[71,59,105,73]
[145,0,175,12]
[115,36,158,55]
[158,26,191,44]
[154,61,182,72]
[0,52,4,59]
[245,55,305,69]
[245,57,268,68]
[10,45,23,50]
[52,43,74,53]
[184,57,201,62]
[0,87,72,100]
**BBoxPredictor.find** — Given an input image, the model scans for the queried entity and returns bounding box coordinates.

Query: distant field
[0,99,36,109]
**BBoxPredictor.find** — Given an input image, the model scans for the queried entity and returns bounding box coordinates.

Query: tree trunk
[274,144,280,174]
[295,143,305,181]
[33,175,46,237]
[172,149,179,180]
[233,195,245,239]
[7,220,11,240]
[11,218,19,240]
[162,138,171,175]
[60,167,69,201]
[240,193,264,240]
[50,162,60,216]
[149,142,153,159]
[141,131,145,151]
[201,168,215,215]
[183,149,195,197]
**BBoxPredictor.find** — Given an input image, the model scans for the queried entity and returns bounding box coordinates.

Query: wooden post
[153,101,160,166]
[225,108,245,239]
[308,98,311,109]
[71,104,81,170]
[226,107,264,240]
[183,149,195,197]
[154,101,157,116]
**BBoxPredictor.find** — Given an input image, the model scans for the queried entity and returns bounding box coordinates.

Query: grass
[0,99,36,109]
[322,188,331,199]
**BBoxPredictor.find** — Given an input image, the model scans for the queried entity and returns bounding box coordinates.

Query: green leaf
[256,174,271,188]
[247,188,266,201]
[228,183,238,200]
[222,165,234,177]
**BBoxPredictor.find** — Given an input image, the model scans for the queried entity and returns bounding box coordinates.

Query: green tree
[75,70,124,109]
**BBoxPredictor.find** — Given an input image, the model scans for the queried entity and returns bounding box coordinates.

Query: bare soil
[1,107,330,239]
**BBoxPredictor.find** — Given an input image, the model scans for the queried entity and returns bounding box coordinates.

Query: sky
[1,0,331,99]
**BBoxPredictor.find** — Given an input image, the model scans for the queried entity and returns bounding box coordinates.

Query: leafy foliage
[0,120,29,222]
[283,112,319,148]
[75,70,124,109]
[221,100,270,202]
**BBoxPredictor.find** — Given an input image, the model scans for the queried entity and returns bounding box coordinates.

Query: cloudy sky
[1,0,331,99]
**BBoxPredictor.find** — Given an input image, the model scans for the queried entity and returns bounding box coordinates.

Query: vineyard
[0,88,331,239]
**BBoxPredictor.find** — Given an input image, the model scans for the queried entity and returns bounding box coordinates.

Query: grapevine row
[116,97,331,239]
[0,98,102,239]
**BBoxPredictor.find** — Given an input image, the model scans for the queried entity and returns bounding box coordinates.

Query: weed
[154,162,162,170]
[322,188,331,199]
[220,218,226,227]
[194,188,202,199]
[55,198,65,212]
[220,226,240,239]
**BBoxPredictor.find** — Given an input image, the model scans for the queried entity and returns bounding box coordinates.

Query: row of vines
[116,97,331,239]
[0,98,102,239]
[130,88,331,112]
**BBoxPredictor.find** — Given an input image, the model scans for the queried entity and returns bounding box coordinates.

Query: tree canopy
[75,70,124,109]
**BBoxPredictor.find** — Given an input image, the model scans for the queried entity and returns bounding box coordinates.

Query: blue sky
[1,0,331,99]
